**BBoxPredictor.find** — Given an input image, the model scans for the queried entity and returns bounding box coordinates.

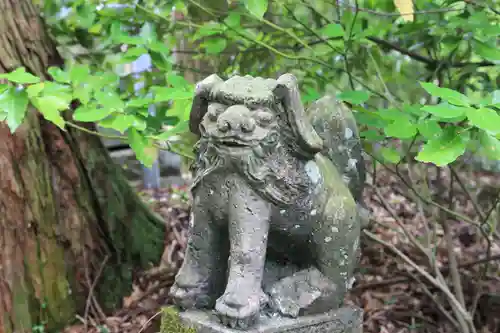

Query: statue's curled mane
[190,129,313,208]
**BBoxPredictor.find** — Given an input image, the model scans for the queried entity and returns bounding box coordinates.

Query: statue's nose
[217,117,256,134]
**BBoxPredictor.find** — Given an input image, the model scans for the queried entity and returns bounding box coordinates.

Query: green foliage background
[0,0,499,169]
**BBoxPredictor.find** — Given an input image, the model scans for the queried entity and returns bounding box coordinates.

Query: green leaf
[319,24,344,38]
[154,87,193,103]
[466,107,500,134]
[337,90,371,104]
[377,108,410,122]
[419,82,470,106]
[415,128,468,166]
[380,147,402,164]
[26,83,45,98]
[73,106,113,122]
[128,128,156,168]
[98,114,138,133]
[0,87,29,132]
[94,90,125,111]
[35,96,67,129]
[140,22,156,45]
[149,51,173,71]
[417,120,442,139]
[478,131,500,160]
[311,44,334,56]
[75,3,96,28]
[0,84,8,93]
[73,85,92,105]
[155,120,189,140]
[384,121,417,139]
[48,67,70,83]
[354,112,388,129]
[115,35,144,45]
[120,47,148,63]
[360,129,385,141]
[168,99,193,121]
[403,104,424,117]
[244,0,268,19]
[224,12,241,28]
[127,97,154,108]
[302,87,321,104]
[421,104,469,119]
[166,74,191,89]
[148,41,169,54]
[474,40,500,61]
[204,39,227,55]
[491,90,500,105]
[193,22,225,41]
[69,64,90,85]
[0,67,40,84]
[37,94,70,111]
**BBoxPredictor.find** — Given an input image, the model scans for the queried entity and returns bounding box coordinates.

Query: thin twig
[407,271,461,331]
[367,152,483,228]
[449,166,485,220]
[84,254,110,332]
[137,310,162,333]
[363,229,473,323]
[353,253,500,292]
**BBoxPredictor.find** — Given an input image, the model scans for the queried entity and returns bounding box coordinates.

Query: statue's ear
[189,74,224,136]
[273,73,323,156]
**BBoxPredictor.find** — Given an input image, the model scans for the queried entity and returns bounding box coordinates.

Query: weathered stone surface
[169,73,366,330]
[179,307,363,333]
[265,268,339,318]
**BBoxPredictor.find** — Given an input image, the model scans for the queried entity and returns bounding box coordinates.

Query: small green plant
[160,306,197,333]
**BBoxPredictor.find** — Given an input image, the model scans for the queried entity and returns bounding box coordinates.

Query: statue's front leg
[170,191,227,309]
[215,177,270,329]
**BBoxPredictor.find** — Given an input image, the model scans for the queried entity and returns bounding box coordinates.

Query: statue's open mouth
[213,137,254,148]
[223,141,248,147]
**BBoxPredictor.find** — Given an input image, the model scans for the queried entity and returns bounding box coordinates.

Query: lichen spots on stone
[305,160,321,185]
[344,127,353,139]
[346,158,358,171]
[347,276,356,290]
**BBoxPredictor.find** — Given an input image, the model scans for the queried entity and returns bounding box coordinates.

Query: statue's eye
[256,111,273,126]
[199,123,207,134]
[241,118,256,133]
[207,103,227,121]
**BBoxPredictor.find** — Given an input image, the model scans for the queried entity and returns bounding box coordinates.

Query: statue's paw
[215,291,261,329]
[169,282,214,309]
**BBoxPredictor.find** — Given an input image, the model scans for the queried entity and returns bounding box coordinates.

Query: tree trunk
[0,1,166,332]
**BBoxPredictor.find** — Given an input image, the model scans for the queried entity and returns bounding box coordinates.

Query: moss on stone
[160,307,197,333]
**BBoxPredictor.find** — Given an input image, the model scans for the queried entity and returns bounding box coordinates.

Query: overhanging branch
[368,36,495,68]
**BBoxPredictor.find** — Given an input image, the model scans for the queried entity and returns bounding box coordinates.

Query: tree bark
[0,1,165,332]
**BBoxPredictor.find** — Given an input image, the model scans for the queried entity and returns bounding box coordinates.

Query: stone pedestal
[179,307,363,333]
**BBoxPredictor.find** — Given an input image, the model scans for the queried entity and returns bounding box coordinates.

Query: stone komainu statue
[169,73,368,329]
